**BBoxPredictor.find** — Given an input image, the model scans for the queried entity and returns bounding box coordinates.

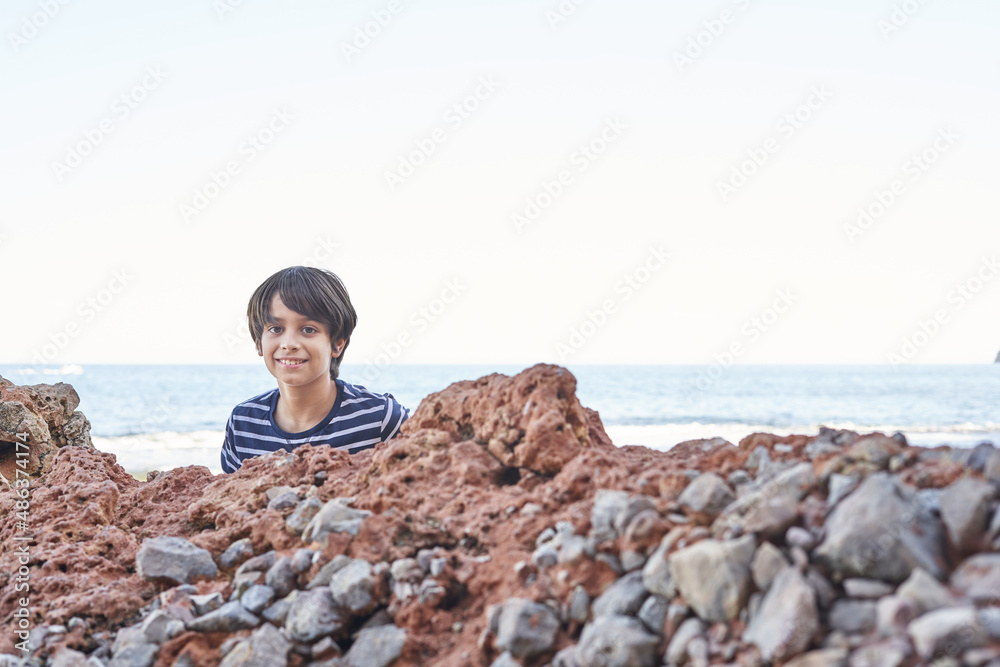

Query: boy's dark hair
[247,266,358,379]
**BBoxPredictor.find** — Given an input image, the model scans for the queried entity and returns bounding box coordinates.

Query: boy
[221,266,408,473]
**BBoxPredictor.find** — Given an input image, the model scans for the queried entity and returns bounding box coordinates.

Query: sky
[2,0,999,367]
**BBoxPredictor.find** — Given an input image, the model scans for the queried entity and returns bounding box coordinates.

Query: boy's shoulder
[229,388,278,415]
[336,378,399,405]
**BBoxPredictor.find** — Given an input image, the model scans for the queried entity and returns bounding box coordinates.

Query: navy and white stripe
[221,379,408,473]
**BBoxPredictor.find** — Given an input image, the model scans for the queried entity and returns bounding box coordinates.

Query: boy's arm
[220,413,241,474]
[379,394,409,443]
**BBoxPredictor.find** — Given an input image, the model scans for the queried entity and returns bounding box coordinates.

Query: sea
[1,364,998,476]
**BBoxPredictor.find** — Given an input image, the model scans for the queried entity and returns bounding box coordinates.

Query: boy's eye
[302,326,318,334]
[267,326,282,334]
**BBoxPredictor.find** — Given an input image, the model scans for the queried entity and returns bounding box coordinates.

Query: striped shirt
[220,379,408,473]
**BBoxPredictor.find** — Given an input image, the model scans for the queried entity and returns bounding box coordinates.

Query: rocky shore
[2,365,1000,666]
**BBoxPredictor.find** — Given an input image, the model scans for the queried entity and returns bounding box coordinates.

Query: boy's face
[258,293,346,390]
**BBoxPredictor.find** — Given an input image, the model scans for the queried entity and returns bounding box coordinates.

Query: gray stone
[567,585,590,624]
[220,538,255,570]
[236,550,277,577]
[665,617,705,666]
[267,490,300,511]
[418,578,446,606]
[964,647,1000,667]
[941,477,995,554]
[110,623,145,655]
[558,535,589,566]
[140,609,184,644]
[907,606,987,660]
[951,553,1000,603]
[290,548,315,574]
[302,497,373,542]
[669,534,756,622]
[286,497,323,534]
[714,463,816,536]
[744,566,818,662]
[687,636,709,667]
[827,474,860,508]
[743,493,799,537]
[109,643,158,667]
[613,496,657,538]
[190,592,224,616]
[265,485,294,501]
[751,541,788,592]
[848,638,911,667]
[231,571,262,600]
[728,470,752,488]
[591,571,648,618]
[806,569,838,610]
[240,585,275,615]
[637,595,668,635]
[984,450,1000,483]
[286,588,346,643]
[51,649,89,667]
[329,558,379,615]
[640,528,682,599]
[219,622,292,667]
[308,555,351,589]
[619,548,646,572]
[828,599,877,635]
[578,615,659,667]
[678,473,736,524]
[261,591,296,626]
[265,556,296,598]
[343,625,406,667]
[815,473,946,583]
[841,578,893,599]
[488,651,520,667]
[784,648,848,667]
[786,526,816,551]
[494,598,560,658]
[390,558,424,584]
[135,536,218,585]
[591,490,629,543]
[746,445,772,472]
[896,567,956,614]
[980,607,1000,640]
[532,545,558,570]
[875,595,917,638]
[185,601,260,633]
[552,645,581,667]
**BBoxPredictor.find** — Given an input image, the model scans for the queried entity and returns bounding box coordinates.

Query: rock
[591,490,629,543]
[329,558,379,616]
[670,534,756,622]
[828,599,877,635]
[814,473,946,583]
[235,550,277,577]
[848,638,912,667]
[665,617,706,666]
[784,648,848,667]
[489,652,520,667]
[940,476,995,554]
[744,566,818,662]
[190,592,224,616]
[678,473,736,524]
[219,539,255,570]
[786,526,816,550]
[641,528,682,599]
[185,601,260,633]
[591,571,648,618]
[979,607,1000,640]
[552,645,581,667]
[286,497,323,535]
[637,595,668,636]
[240,585,275,615]
[907,607,988,660]
[51,649,89,667]
[267,490,300,511]
[875,596,917,638]
[577,615,659,667]
[751,541,788,592]
[308,555,351,589]
[743,493,799,538]
[951,554,1000,603]
[896,567,956,614]
[302,497,373,542]
[140,609,184,643]
[264,556,296,598]
[494,598,560,658]
[343,625,406,667]
[219,622,292,667]
[262,591,296,626]
[567,585,590,625]
[135,536,218,585]
[827,474,859,508]
[109,643,158,667]
[286,588,346,643]
[290,548,315,574]
[841,578,893,600]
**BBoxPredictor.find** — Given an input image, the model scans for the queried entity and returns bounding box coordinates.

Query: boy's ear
[332,338,347,357]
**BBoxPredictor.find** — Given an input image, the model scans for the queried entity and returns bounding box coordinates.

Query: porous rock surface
[1,365,999,667]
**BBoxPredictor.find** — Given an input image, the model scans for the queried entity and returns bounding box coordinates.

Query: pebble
[330,558,379,615]
[239,585,275,615]
[493,598,560,658]
[343,625,407,667]
[285,588,346,643]
[578,615,659,667]
[841,578,893,600]
[665,617,705,665]
[286,497,323,535]
[302,497,373,542]
[828,599,877,635]
[670,534,755,622]
[236,550,277,577]
[218,622,292,667]
[190,592,224,616]
[308,554,352,589]
[743,566,818,662]
[267,490,301,511]
[907,607,988,660]
[135,536,218,585]
[591,571,648,619]
[185,601,260,633]
[678,473,736,524]
[265,556,297,598]
[290,548,315,574]
[750,541,788,593]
